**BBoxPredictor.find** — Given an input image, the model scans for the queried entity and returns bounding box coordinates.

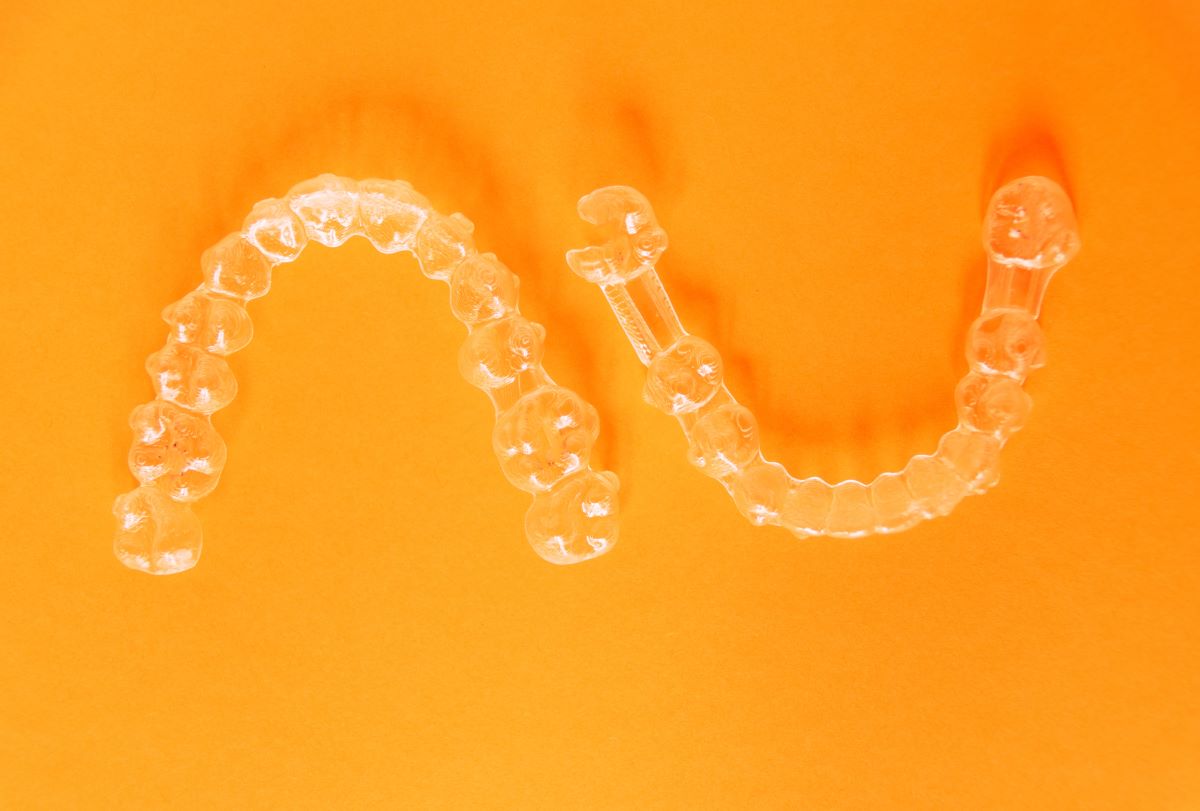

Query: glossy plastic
[568,176,1079,538]
[114,175,618,573]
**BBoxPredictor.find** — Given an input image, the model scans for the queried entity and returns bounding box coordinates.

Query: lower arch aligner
[566,176,1080,539]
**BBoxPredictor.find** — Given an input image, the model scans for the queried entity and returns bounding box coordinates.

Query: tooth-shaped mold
[566,186,668,285]
[983,176,1080,271]
[955,372,1033,439]
[731,460,790,526]
[415,212,475,280]
[113,485,203,575]
[782,478,833,537]
[357,179,431,254]
[966,309,1046,380]
[643,335,723,415]
[116,176,618,573]
[145,342,238,414]
[244,197,308,263]
[936,429,1001,494]
[686,403,760,479]
[903,455,966,519]
[286,174,361,247]
[524,470,620,565]
[202,233,272,301]
[457,315,546,390]
[493,386,600,493]
[825,481,876,538]
[869,472,920,534]
[569,175,1079,539]
[128,400,227,501]
[449,253,519,324]
[162,288,253,355]
[981,177,1079,317]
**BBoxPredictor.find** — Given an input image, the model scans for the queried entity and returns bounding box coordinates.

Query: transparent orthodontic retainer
[114,176,619,574]
[113,175,1078,574]
[566,176,1079,539]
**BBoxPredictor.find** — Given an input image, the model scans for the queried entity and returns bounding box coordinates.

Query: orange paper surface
[1,1,1197,807]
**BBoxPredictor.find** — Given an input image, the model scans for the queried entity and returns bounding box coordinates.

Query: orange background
[1,1,1198,807]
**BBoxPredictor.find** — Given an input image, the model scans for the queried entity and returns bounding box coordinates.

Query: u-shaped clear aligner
[114,175,620,574]
[567,177,1080,538]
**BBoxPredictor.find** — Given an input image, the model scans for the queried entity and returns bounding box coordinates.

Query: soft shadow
[562,86,694,489]
[568,91,1077,483]
[980,107,1074,212]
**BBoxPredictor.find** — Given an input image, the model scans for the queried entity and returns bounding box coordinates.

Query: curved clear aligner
[567,177,1080,539]
[115,175,620,574]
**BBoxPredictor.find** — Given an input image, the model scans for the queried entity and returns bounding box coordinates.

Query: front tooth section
[869,472,920,534]
[286,174,361,247]
[825,481,875,538]
[357,178,431,254]
[244,197,308,263]
[781,478,834,537]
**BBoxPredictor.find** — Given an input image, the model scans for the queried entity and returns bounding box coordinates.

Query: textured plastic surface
[568,176,1079,538]
[114,175,618,573]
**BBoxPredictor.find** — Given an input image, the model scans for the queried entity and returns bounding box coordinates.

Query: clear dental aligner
[114,175,620,574]
[567,177,1080,538]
